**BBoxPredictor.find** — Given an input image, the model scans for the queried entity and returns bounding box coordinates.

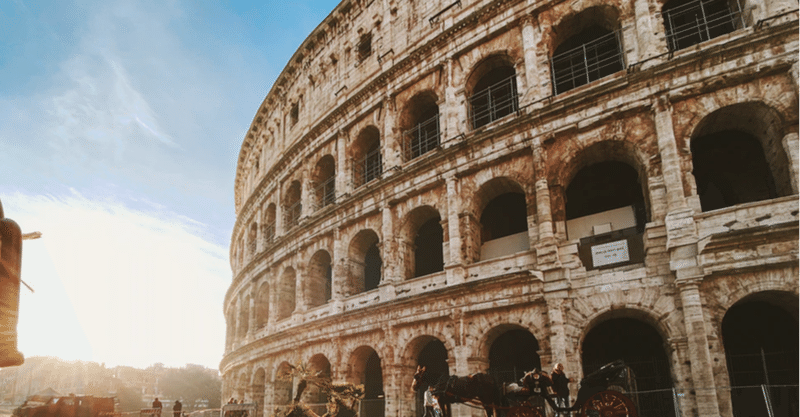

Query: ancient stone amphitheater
[222,0,799,416]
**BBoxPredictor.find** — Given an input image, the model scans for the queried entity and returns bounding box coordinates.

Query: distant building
[223,0,799,416]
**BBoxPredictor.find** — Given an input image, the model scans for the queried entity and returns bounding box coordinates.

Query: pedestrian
[551,363,571,417]
[423,386,441,417]
[172,400,182,417]
[152,398,163,417]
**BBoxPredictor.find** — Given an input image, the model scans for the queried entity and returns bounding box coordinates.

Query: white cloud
[6,190,230,369]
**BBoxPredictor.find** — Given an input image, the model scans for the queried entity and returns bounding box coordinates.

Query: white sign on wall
[591,239,630,267]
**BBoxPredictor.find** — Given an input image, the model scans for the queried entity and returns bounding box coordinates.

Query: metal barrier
[469,74,519,129]
[662,0,750,52]
[550,29,625,95]
[352,147,382,189]
[402,114,440,162]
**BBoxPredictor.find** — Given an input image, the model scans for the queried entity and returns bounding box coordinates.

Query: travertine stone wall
[223,0,799,416]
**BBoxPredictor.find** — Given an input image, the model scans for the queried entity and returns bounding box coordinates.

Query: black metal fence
[662,0,748,52]
[313,176,336,210]
[550,30,625,95]
[403,114,440,161]
[469,74,519,129]
[352,147,382,188]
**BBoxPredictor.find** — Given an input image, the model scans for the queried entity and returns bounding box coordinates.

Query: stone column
[443,58,463,143]
[331,228,347,313]
[248,283,257,339]
[520,14,550,104]
[653,96,687,213]
[381,95,402,174]
[445,175,466,284]
[300,171,312,219]
[634,0,667,65]
[783,132,799,194]
[336,130,350,197]
[294,264,307,314]
[379,205,398,301]
[676,273,720,417]
[531,138,560,268]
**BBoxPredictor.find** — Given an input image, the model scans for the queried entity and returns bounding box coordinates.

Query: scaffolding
[663,0,748,52]
[403,113,440,161]
[550,29,625,96]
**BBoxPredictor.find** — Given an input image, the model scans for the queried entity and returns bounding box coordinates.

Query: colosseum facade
[222,0,799,416]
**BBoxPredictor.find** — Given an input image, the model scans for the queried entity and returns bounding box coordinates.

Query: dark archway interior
[692,130,777,212]
[416,340,449,416]
[364,243,382,291]
[722,299,799,417]
[364,350,384,399]
[480,192,528,242]
[404,95,440,160]
[552,25,622,94]
[582,318,674,417]
[471,65,517,129]
[414,217,444,277]
[566,161,646,229]
[488,329,541,385]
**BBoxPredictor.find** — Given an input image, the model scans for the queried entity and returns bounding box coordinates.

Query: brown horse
[412,366,501,417]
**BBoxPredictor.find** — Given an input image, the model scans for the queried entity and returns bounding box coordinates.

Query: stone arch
[351,125,382,187]
[465,53,520,129]
[689,102,793,211]
[548,5,625,95]
[253,367,267,417]
[399,90,441,161]
[580,309,676,417]
[473,177,530,261]
[273,361,294,407]
[311,155,336,210]
[485,325,542,385]
[720,290,799,417]
[276,267,296,320]
[236,372,248,401]
[398,205,444,280]
[404,335,451,416]
[304,354,333,405]
[347,346,385,411]
[306,249,333,308]
[347,229,382,295]
[255,281,270,330]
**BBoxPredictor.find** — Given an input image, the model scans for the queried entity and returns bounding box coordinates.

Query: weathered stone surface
[224,1,798,416]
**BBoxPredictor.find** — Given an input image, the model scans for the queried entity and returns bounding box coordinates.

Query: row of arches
[228,291,798,417]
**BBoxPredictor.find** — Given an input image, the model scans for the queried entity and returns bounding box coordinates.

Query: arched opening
[401,206,444,280]
[351,347,384,416]
[690,103,792,212]
[551,7,624,95]
[566,161,646,270]
[415,339,449,417]
[662,0,748,52]
[276,267,296,320]
[468,56,519,129]
[401,92,440,161]
[237,295,250,341]
[255,282,269,330]
[347,230,382,295]
[263,204,276,243]
[488,328,541,384]
[253,368,266,417]
[237,373,247,401]
[306,354,332,411]
[312,155,336,210]
[284,181,302,229]
[476,178,530,261]
[581,317,674,417]
[307,250,333,308]
[274,362,294,409]
[722,292,799,417]
[352,126,382,188]
[247,222,258,259]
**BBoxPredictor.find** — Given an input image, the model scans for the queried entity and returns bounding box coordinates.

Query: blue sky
[0,0,339,370]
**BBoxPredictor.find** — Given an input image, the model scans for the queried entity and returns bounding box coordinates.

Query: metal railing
[313,176,336,210]
[550,30,625,95]
[262,222,275,245]
[352,147,382,188]
[403,114,440,161]
[283,201,302,229]
[663,0,748,52]
[469,74,519,129]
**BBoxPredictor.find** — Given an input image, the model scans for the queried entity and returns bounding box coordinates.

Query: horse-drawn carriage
[413,360,638,417]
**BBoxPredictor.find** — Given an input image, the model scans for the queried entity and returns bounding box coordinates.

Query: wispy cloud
[6,191,229,368]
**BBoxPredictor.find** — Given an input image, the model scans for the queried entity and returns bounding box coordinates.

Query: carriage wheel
[506,406,543,417]
[580,390,638,417]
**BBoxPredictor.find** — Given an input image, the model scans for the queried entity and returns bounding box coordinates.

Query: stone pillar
[443,58,463,143]
[294,264,307,314]
[766,0,797,17]
[544,297,569,367]
[445,175,466,284]
[783,133,799,194]
[382,96,402,173]
[248,283,257,339]
[379,205,398,301]
[336,130,350,196]
[531,138,560,268]
[300,171,311,219]
[331,228,347,313]
[653,96,687,213]
[676,273,720,417]
[520,15,550,104]
[634,0,667,65]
